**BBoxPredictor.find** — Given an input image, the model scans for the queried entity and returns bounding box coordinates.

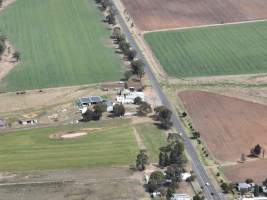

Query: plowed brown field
[224,159,267,183]
[121,0,267,31]
[179,91,267,162]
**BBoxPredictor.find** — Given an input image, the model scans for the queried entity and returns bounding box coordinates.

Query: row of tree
[82,103,125,122]
[112,27,145,79]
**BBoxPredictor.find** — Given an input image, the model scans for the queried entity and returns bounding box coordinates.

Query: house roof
[171,194,191,200]
[0,118,5,127]
[238,183,252,190]
[78,96,103,104]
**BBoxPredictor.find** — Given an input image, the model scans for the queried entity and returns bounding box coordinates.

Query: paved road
[113,3,225,200]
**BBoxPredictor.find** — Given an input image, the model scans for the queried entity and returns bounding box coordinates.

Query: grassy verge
[134,123,166,162]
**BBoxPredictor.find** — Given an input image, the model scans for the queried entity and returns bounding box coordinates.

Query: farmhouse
[170,193,191,200]
[77,96,103,107]
[181,172,191,181]
[238,182,254,191]
[116,89,145,104]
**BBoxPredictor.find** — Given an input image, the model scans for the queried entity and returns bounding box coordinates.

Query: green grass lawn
[145,21,267,77]
[0,119,139,171]
[0,0,123,91]
[135,123,166,162]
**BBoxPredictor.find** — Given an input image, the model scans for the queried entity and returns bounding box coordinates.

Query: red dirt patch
[121,0,267,31]
[224,159,267,183]
[178,91,267,162]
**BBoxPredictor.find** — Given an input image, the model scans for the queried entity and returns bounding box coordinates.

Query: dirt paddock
[0,167,148,200]
[179,91,267,162]
[223,159,267,184]
[121,0,267,31]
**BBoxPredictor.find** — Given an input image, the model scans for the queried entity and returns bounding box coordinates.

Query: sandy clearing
[61,132,87,139]
[132,127,146,150]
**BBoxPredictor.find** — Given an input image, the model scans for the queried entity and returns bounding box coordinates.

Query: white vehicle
[206,182,210,186]
[179,132,183,136]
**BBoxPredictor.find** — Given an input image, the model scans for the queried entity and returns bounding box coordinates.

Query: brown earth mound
[121,0,267,31]
[179,91,267,162]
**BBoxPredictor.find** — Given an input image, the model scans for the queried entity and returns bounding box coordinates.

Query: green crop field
[0,119,139,171]
[145,21,267,77]
[0,0,122,91]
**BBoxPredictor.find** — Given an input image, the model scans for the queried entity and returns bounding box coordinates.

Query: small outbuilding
[0,118,6,128]
[171,193,191,200]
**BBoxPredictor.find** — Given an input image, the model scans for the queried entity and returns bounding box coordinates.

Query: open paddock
[223,159,267,184]
[121,0,267,31]
[179,91,267,162]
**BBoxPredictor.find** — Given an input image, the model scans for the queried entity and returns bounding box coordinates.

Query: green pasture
[135,123,166,162]
[0,0,122,91]
[145,21,267,77]
[0,119,139,171]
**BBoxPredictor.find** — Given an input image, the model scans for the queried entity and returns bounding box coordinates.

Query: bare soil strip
[143,18,267,34]
[132,127,146,150]
[0,40,18,82]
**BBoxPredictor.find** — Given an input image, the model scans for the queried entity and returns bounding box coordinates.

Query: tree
[254,184,260,197]
[192,131,200,139]
[13,50,21,61]
[245,178,254,184]
[82,109,94,122]
[118,40,130,54]
[263,178,267,186]
[93,104,105,120]
[165,164,182,183]
[113,104,125,116]
[0,0,2,8]
[221,182,233,193]
[159,137,187,168]
[126,49,137,61]
[106,13,116,25]
[124,70,133,80]
[147,171,165,192]
[136,150,149,171]
[134,97,142,105]
[154,106,173,129]
[100,0,111,10]
[137,101,152,116]
[251,144,262,157]
[112,27,121,39]
[116,33,126,43]
[0,39,4,56]
[131,59,144,78]
[166,186,175,200]
[193,193,205,200]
